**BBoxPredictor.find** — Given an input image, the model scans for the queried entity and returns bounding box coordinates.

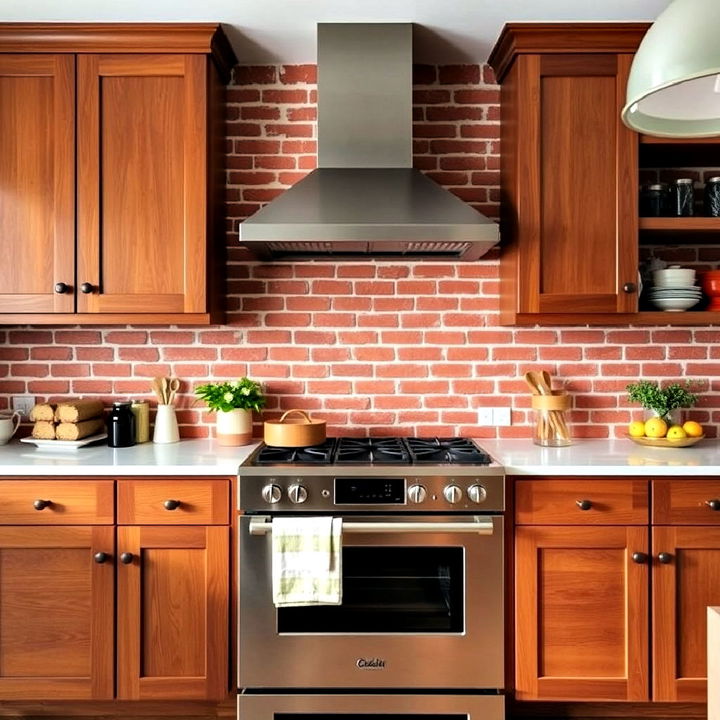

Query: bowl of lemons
[628,417,705,447]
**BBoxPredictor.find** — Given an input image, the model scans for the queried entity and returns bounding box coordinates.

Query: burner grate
[406,437,492,465]
[254,438,337,465]
[334,437,411,464]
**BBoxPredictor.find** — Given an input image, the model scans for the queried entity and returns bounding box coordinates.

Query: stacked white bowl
[649,266,701,311]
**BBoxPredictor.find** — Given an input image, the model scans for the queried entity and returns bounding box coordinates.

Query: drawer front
[0,480,114,524]
[653,479,720,524]
[117,479,229,525]
[515,479,649,525]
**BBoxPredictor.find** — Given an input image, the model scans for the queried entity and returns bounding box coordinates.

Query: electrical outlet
[11,395,35,418]
[477,408,494,425]
[493,407,512,426]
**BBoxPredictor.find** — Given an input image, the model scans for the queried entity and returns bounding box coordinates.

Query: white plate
[650,296,701,311]
[20,433,108,451]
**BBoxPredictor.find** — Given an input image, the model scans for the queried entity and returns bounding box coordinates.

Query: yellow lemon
[682,420,704,438]
[628,420,646,437]
[666,425,687,440]
[644,417,668,438]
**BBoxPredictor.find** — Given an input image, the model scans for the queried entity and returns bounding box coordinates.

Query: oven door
[239,515,503,689]
[238,692,504,720]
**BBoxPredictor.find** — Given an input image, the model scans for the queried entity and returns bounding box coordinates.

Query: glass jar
[531,393,571,447]
[640,182,670,216]
[670,178,694,216]
[107,401,136,447]
[705,177,720,216]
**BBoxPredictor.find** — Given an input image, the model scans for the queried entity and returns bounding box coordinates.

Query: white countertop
[481,437,720,476]
[0,438,260,476]
[0,436,718,477]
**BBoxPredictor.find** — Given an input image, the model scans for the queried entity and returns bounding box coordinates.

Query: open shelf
[639,217,720,232]
[640,135,720,145]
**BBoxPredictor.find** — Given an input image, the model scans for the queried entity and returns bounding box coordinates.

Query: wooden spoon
[537,370,553,395]
[524,371,541,395]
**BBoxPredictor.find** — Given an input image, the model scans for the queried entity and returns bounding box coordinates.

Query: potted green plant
[194,378,265,446]
[626,380,698,425]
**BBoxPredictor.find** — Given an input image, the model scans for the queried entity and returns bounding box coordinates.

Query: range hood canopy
[239,23,499,261]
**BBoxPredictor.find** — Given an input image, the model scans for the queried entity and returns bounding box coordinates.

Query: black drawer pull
[576,499,592,511]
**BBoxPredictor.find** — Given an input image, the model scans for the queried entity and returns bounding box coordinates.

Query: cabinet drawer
[0,480,114,524]
[653,479,720,524]
[515,479,649,525]
[117,479,229,525]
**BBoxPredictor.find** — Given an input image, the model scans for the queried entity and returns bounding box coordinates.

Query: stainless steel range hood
[239,23,499,261]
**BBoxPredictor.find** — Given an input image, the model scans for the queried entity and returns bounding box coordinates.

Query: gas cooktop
[251,437,493,467]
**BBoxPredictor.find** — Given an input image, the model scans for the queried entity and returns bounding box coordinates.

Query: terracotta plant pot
[216,408,253,446]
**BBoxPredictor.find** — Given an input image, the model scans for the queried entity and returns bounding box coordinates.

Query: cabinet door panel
[117,525,228,700]
[77,54,206,314]
[515,525,648,700]
[514,54,637,315]
[0,55,74,313]
[653,526,720,701]
[0,526,113,699]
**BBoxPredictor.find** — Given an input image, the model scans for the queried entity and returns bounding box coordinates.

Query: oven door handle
[248,517,495,536]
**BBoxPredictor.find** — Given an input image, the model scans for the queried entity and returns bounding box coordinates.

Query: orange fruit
[666,425,687,440]
[628,420,646,437]
[682,420,704,438]
[644,417,668,438]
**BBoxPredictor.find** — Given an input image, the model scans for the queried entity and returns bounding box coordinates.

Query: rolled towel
[55,399,104,423]
[56,417,105,441]
[29,403,55,422]
[31,421,56,439]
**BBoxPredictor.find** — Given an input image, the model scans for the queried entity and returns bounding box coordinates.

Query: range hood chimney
[239,23,499,260]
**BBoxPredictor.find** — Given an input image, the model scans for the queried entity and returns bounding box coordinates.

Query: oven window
[277,546,464,633]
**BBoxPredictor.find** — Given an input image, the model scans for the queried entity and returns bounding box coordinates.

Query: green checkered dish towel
[271,516,343,606]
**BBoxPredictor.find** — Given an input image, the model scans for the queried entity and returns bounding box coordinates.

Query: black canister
[705,176,720,216]
[107,401,136,447]
[671,178,694,216]
[640,182,670,216]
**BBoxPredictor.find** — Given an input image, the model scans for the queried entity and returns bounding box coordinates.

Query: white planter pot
[216,408,253,446]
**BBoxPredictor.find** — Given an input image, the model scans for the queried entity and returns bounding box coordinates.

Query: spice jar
[130,400,150,443]
[640,182,670,216]
[532,392,571,447]
[670,178,694,216]
[107,401,136,447]
[705,177,720,216]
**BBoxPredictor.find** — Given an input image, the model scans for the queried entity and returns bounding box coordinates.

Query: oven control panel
[240,474,504,512]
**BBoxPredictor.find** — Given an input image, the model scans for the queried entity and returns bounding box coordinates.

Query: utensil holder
[153,404,179,444]
[532,392,571,447]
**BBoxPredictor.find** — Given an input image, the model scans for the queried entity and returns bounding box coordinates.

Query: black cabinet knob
[576,499,593,511]
[94,552,109,564]
[707,499,720,511]
[33,499,51,511]
[163,499,181,510]
[120,552,134,565]
[658,552,673,564]
[623,282,637,294]
[632,552,648,564]
[80,282,95,294]
[54,282,69,294]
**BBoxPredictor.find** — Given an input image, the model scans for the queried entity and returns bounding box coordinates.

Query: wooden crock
[263,409,327,447]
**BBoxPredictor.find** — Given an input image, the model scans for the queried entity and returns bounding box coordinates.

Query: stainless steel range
[238,437,505,720]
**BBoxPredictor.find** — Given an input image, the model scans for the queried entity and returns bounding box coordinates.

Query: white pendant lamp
[622,0,720,137]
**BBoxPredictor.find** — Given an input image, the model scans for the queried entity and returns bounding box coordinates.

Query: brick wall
[1,64,718,440]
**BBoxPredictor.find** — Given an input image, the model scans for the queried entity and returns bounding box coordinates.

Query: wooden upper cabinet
[0,55,74,314]
[0,24,236,325]
[489,24,646,325]
[76,54,207,315]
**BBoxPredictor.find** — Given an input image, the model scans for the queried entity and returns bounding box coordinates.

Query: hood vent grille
[239,23,499,261]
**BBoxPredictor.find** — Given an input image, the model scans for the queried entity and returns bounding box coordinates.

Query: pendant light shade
[621,0,720,137]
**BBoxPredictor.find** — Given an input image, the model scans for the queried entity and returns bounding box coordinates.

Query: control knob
[287,484,308,504]
[467,484,487,504]
[443,484,463,504]
[407,484,427,504]
[261,484,282,504]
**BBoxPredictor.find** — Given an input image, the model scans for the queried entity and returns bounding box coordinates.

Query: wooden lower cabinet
[117,525,228,700]
[515,525,649,701]
[0,526,114,699]
[653,526,720,702]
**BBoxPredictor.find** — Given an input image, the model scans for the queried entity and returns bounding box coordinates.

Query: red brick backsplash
[1,64,718,440]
